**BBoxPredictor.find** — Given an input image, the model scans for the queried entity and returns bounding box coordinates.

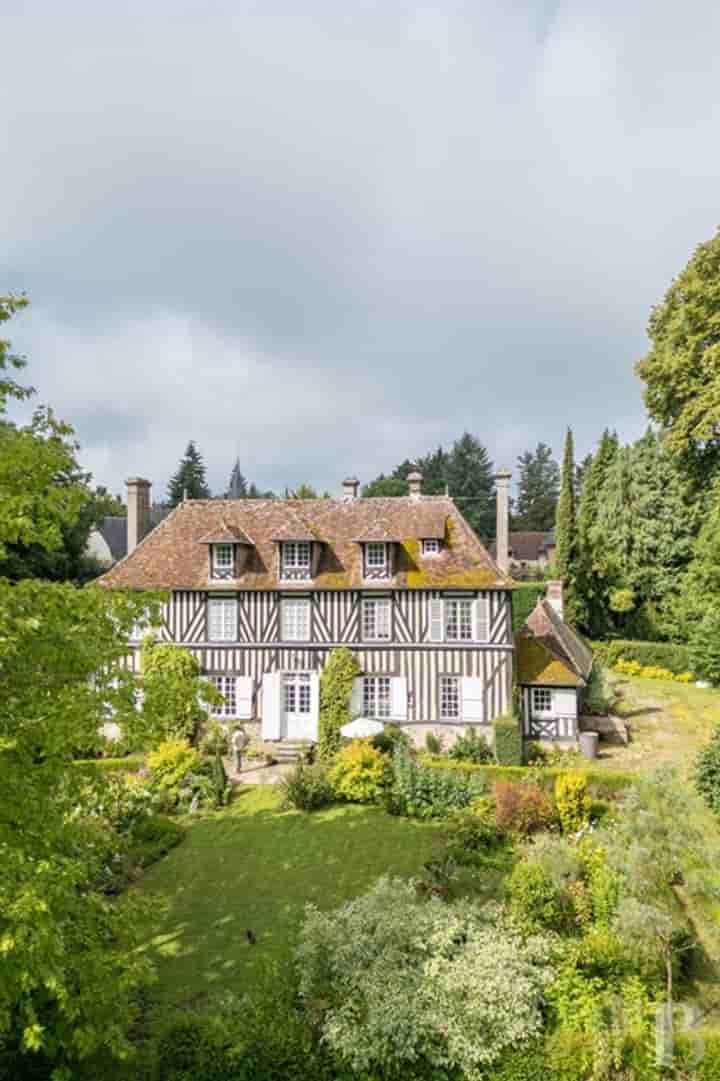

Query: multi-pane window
[362,597,391,641]
[440,675,460,719]
[422,538,441,556]
[281,597,310,641]
[445,599,473,641]
[211,543,234,580]
[532,688,553,715]
[364,542,389,578]
[207,597,237,641]
[281,541,312,580]
[363,675,391,719]
[284,672,311,714]
[209,675,237,717]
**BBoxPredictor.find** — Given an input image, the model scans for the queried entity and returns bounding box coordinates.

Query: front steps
[267,741,310,764]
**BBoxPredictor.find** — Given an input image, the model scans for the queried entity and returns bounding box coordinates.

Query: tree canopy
[512,442,559,531]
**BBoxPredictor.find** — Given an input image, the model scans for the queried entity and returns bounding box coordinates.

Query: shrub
[280,761,334,811]
[140,640,221,743]
[448,726,493,764]
[370,721,411,755]
[148,739,202,791]
[317,647,361,759]
[128,814,185,869]
[690,609,720,685]
[494,714,523,766]
[506,862,567,933]
[386,745,486,818]
[328,739,388,802]
[583,663,617,716]
[555,772,591,834]
[592,638,690,674]
[494,780,555,836]
[199,719,230,756]
[71,772,156,834]
[444,799,500,862]
[425,730,443,755]
[147,739,226,812]
[296,876,553,1078]
[695,726,720,814]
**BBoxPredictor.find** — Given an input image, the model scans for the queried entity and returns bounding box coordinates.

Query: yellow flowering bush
[614,658,694,683]
[329,739,388,803]
[555,771,591,834]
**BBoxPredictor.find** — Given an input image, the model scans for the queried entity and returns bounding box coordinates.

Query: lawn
[591,673,720,776]
[132,786,510,1012]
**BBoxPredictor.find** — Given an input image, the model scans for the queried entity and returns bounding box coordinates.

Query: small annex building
[517,583,594,742]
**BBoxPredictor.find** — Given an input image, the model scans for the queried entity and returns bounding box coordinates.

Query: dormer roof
[97,495,512,591]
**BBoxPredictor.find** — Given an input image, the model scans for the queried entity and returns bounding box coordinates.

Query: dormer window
[364,541,389,579]
[422,538,441,556]
[281,540,312,581]
[211,543,235,580]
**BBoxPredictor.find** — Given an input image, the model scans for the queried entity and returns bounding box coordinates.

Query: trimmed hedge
[72,754,146,775]
[591,639,690,675]
[511,584,545,632]
[420,757,635,796]
[494,714,523,766]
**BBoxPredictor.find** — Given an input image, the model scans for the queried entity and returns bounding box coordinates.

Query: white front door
[282,672,316,740]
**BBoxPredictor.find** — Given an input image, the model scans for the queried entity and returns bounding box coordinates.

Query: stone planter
[578,731,599,760]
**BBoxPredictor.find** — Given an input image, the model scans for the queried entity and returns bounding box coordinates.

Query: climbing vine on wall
[318,647,361,759]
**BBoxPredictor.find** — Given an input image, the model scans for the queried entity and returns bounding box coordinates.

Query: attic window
[422,538,441,556]
[364,542,389,579]
[281,541,312,581]
[211,543,235,580]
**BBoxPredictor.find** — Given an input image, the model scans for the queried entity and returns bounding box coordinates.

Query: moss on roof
[516,636,583,686]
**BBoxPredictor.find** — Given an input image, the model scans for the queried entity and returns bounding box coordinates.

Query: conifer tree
[574,430,619,634]
[445,432,495,539]
[554,428,578,621]
[167,441,211,506]
[226,458,248,499]
[512,443,560,531]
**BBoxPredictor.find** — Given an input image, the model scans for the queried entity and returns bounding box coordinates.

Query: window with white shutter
[362,597,391,641]
[363,676,392,719]
[446,599,473,641]
[281,597,310,641]
[209,675,238,717]
[207,597,237,641]
[473,597,490,642]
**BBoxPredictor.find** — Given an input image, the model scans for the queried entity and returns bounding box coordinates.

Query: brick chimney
[493,469,512,573]
[342,476,360,500]
[546,580,564,619]
[126,477,151,554]
[407,471,423,499]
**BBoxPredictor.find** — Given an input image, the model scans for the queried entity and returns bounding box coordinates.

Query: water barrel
[578,731,599,760]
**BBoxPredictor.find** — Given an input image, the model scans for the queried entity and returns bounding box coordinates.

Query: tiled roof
[516,599,593,686]
[97,496,511,591]
[489,531,554,562]
[96,516,128,562]
[197,521,253,545]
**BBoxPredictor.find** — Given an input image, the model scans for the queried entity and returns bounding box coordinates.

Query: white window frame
[364,542,389,578]
[207,597,238,642]
[280,541,312,580]
[532,687,554,716]
[362,597,391,641]
[209,675,237,717]
[283,671,312,714]
[363,675,392,719]
[211,543,234,579]
[280,597,310,641]
[440,675,460,720]
[445,598,473,642]
[422,538,441,556]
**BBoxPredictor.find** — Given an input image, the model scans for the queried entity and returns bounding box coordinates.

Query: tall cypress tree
[574,430,619,635]
[167,441,211,507]
[554,428,578,621]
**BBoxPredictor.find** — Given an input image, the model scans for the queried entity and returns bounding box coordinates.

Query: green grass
[131,786,500,1010]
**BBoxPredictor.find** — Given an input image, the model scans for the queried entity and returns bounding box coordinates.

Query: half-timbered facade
[100,474,514,746]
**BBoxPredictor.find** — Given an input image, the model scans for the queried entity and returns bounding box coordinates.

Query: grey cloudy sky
[3,1,720,500]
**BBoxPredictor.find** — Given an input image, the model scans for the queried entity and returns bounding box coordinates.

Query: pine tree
[166,441,211,507]
[226,458,248,499]
[512,443,560,531]
[554,428,578,622]
[445,433,496,539]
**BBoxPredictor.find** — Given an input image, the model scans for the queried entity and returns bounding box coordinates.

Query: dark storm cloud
[2,1,720,497]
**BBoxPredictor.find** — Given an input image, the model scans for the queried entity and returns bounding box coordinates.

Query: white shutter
[236,676,253,720]
[390,676,408,721]
[261,672,282,740]
[554,688,578,719]
[473,597,490,642]
[350,677,364,718]
[309,673,320,735]
[461,677,485,722]
[429,598,444,642]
